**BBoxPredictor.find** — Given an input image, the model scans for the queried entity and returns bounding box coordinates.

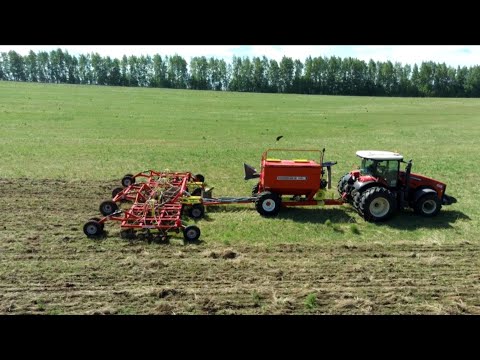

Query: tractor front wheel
[255,192,282,217]
[414,193,441,217]
[359,187,396,222]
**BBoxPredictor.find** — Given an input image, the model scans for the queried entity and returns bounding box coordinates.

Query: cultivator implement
[84,169,205,243]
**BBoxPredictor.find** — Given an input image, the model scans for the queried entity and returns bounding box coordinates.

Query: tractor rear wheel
[414,193,442,217]
[337,173,350,195]
[255,192,282,217]
[352,190,363,213]
[359,187,396,222]
[99,200,118,216]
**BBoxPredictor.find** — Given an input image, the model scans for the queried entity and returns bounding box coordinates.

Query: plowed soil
[1,178,479,314]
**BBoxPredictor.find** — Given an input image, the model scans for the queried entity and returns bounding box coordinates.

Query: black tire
[89,217,104,231]
[188,204,205,219]
[337,173,351,195]
[252,183,260,196]
[121,175,135,188]
[194,174,205,183]
[359,187,396,222]
[83,221,103,237]
[352,190,363,213]
[414,193,442,217]
[120,229,136,239]
[112,187,124,198]
[183,225,201,242]
[255,192,282,217]
[99,200,118,216]
[191,188,202,196]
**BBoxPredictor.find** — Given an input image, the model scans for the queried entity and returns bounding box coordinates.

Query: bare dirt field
[1,178,479,315]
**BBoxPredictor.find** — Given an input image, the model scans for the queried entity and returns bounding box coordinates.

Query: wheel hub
[262,199,275,211]
[369,197,390,217]
[422,199,437,214]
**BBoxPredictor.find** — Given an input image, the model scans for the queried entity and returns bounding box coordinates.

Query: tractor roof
[356,150,403,161]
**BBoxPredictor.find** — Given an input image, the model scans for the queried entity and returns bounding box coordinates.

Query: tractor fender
[414,188,437,202]
[353,181,381,193]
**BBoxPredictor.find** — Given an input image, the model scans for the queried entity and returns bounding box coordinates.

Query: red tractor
[337,150,457,222]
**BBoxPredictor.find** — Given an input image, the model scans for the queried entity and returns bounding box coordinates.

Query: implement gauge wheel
[89,217,104,231]
[112,187,124,198]
[83,220,103,238]
[183,225,201,242]
[122,174,135,187]
[99,200,118,216]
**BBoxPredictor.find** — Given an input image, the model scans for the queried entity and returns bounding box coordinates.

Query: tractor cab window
[360,159,379,177]
[360,159,399,187]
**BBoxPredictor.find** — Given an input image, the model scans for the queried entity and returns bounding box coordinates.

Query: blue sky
[0,45,478,68]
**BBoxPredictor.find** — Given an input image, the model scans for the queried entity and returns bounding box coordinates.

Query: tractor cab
[355,150,403,188]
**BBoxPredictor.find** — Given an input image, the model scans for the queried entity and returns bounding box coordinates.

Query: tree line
[1,49,479,97]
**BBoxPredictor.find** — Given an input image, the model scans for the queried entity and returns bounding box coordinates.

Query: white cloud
[349,45,480,68]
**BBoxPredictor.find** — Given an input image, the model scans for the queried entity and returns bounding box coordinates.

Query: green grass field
[1,81,479,314]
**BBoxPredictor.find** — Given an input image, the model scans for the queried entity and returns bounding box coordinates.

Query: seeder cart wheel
[188,204,205,219]
[99,200,118,216]
[83,220,103,238]
[191,188,202,196]
[183,225,201,242]
[122,175,135,187]
[252,183,260,196]
[255,192,282,217]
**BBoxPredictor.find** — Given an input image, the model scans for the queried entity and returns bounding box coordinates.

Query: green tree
[465,66,480,97]
[8,50,26,82]
[24,50,38,82]
[78,54,92,85]
[279,56,294,93]
[252,56,268,92]
[190,56,209,90]
[167,54,188,89]
[64,51,78,84]
[36,51,50,83]
[266,59,280,93]
[152,54,168,88]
